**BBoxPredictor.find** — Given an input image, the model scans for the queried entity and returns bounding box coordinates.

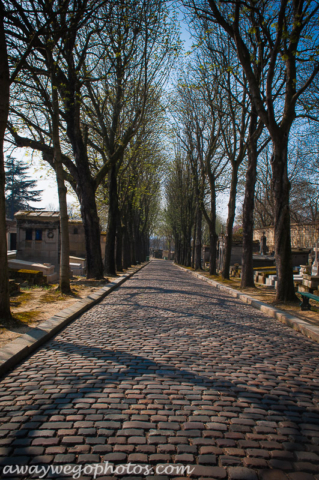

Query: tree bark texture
[116,222,123,272]
[194,203,202,270]
[241,113,259,289]
[272,138,296,301]
[209,181,218,276]
[209,232,217,276]
[62,64,103,280]
[130,217,136,266]
[134,220,141,263]
[241,146,258,288]
[222,163,239,279]
[122,227,131,269]
[50,61,71,293]
[55,161,71,293]
[191,222,196,269]
[105,165,118,275]
[79,178,104,279]
[0,1,11,320]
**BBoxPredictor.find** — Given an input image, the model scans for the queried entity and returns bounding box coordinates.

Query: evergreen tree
[5,156,42,219]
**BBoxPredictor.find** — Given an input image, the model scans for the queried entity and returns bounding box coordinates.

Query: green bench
[300,292,319,311]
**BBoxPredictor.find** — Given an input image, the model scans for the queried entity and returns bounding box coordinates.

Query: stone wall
[15,211,107,269]
[6,218,17,250]
[253,223,319,251]
[69,221,86,258]
[16,211,60,268]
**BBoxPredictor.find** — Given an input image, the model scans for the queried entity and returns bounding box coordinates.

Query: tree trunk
[188,228,192,267]
[131,240,136,265]
[116,219,123,272]
[0,2,11,320]
[136,227,142,263]
[122,225,130,269]
[175,234,179,263]
[105,165,118,275]
[241,146,257,288]
[184,228,190,267]
[141,235,145,262]
[241,113,259,289]
[222,163,239,279]
[50,61,71,293]
[133,222,139,264]
[65,146,103,280]
[195,204,202,270]
[79,180,104,279]
[130,215,136,266]
[209,231,217,275]
[56,161,70,292]
[272,138,296,301]
[62,66,103,280]
[146,234,150,258]
[191,221,196,268]
[116,231,123,271]
[209,182,218,276]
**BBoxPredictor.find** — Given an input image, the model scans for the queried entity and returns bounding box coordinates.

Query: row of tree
[0,0,175,319]
[164,0,319,302]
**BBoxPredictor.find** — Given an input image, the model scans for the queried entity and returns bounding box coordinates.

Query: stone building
[253,223,319,252]
[14,211,106,271]
[6,217,17,251]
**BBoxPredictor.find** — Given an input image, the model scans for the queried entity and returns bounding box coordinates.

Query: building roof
[15,210,60,218]
[14,210,83,224]
[69,219,83,224]
[254,222,319,230]
[5,217,16,225]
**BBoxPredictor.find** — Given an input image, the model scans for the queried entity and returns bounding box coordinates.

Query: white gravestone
[312,244,319,276]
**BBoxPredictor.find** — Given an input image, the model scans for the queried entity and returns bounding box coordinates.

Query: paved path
[0,260,319,480]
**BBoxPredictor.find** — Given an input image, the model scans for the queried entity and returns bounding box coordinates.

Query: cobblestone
[0,260,319,479]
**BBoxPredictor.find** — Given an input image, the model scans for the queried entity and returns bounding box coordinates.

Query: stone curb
[176,264,319,344]
[0,262,149,378]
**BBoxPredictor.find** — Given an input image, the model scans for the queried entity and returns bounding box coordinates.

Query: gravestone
[260,232,267,255]
[312,243,319,276]
[218,235,225,272]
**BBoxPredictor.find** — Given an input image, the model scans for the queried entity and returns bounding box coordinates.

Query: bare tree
[82,0,178,275]
[6,0,108,279]
[172,59,228,274]
[0,1,10,319]
[255,140,319,228]
[0,0,48,318]
[183,0,319,300]
[165,151,196,266]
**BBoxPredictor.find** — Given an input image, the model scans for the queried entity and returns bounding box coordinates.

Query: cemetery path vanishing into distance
[0,259,319,480]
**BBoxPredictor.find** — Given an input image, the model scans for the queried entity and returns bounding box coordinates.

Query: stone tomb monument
[298,239,319,295]
[15,211,61,269]
[260,231,267,255]
[312,241,319,276]
[14,211,90,274]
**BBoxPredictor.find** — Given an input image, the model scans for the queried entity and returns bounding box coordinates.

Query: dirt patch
[0,277,111,349]
[189,270,319,327]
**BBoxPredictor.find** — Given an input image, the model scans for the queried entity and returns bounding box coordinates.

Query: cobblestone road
[0,260,319,480]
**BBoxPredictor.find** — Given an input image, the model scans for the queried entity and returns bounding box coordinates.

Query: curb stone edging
[176,264,319,344]
[0,262,149,378]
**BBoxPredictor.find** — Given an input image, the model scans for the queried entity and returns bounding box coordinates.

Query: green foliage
[5,156,43,219]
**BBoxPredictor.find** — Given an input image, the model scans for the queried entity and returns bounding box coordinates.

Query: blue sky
[6,11,230,221]
[9,11,195,211]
